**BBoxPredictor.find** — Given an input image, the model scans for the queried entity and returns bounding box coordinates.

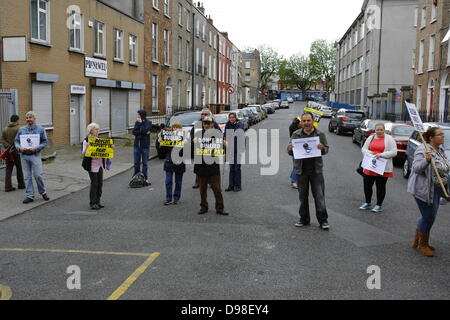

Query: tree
[279,54,314,100]
[309,40,336,99]
[256,45,283,94]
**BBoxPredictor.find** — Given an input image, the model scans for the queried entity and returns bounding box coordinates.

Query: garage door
[32,82,53,127]
[92,88,110,132]
[111,89,127,136]
[128,91,141,127]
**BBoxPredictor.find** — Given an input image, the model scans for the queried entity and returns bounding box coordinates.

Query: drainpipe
[377,0,384,95]
[191,11,195,110]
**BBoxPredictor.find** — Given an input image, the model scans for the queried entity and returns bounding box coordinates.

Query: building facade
[241,49,261,104]
[0,0,145,148]
[413,0,450,122]
[334,0,417,119]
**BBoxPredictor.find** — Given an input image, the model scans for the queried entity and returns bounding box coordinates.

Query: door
[111,89,128,136]
[166,87,173,116]
[445,89,449,122]
[70,95,81,145]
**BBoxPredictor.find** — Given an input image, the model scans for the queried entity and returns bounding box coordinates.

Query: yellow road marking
[0,248,150,257]
[107,252,160,300]
[0,285,12,300]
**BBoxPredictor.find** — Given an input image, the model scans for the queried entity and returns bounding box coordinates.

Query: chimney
[196,2,205,14]
[207,15,214,25]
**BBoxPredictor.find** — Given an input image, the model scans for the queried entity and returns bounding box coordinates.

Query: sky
[202,0,364,58]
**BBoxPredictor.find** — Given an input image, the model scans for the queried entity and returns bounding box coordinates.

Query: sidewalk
[0,134,158,221]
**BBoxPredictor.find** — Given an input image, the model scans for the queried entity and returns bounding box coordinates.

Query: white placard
[292,137,321,160]
[85,57,108,79]
[405,102,426,132]
[20,134,40,149]
[362,152,388,176]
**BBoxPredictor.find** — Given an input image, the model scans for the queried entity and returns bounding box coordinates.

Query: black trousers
[363,174,388,206]
[297,171,328,225]
[89,168,103,206]
[4,151,25,191]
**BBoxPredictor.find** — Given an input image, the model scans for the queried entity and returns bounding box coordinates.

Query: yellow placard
[195,148,225,157]
[304,107,324,127]
[86,138,114,159]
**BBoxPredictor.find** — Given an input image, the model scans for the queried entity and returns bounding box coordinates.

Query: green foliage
[309,40,336,94]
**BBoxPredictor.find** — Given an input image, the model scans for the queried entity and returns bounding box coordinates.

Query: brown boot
[413,229,435,251]
[416,232,434,257]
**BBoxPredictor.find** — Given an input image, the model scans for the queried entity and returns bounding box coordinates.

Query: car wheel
[328,122,333,133]
[403,159,411,179]
[352,133,357,144]
[336,126,341,135]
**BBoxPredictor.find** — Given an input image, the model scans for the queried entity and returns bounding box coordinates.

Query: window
[69,10,83,51]
[358,57,363,74]
[209,31,212,46]
[196,47,199,73]
[360,22,365,40]
[129,35,137,64]
[448,36,450,66]
[354,31,358,46]
[417,85,422,110]
[418,40,425,73]
[163,29,170,65]
[186,40,190,72]
[177,80,181,108]
[213,57,216,80]
[412,49,416,69]
[152,0,159,10]
[31,0,50,43]
[32,82,53,127]
[245,74,251,82]
[428,35,435,70]
[213,35,217,49]
[94,21,106,56]
[152,75,158,112]
[421,7,426,28]
[366,54,371,71]
[431,3,437,22]
[186,9,190,31]
[201,51,205,75]
[164,0,170,16]
[208,55,212,78]
[178,4,183,25]
[177,37,182,69]
[152,23,158,62]
[245,61,251,69]
[202,23,206,41]
[414,7,418,27]
[196,19,200,37]
[114,29,123,61]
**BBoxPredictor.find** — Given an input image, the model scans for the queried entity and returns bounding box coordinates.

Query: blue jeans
[21,155,46,199]
[290,157,298,183]
[229,164,242,189]
[134,147,149,180]
[415,187,443,234]
[165,171,183,201]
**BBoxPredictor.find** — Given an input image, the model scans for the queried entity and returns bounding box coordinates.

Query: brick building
[241,49,261,104]
[0,0,145,148]
[413,0,450,122]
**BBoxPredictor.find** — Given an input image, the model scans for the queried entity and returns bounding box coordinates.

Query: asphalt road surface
[1,101,450,300]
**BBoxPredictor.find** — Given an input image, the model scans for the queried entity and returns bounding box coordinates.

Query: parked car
[319,106,333,118]
[220,110,249,131]
[287,97,294,103]
[213,114,229,133]
[328,109,366,135]
[262,103,275,114]
[280,101,290,109]
[352,120,391,147]
[156,111,201,158]
[403,123,450,178]
[246,106,263,122]
[243,107,259,124]
[273,100,281,110]
[241,108,257,126]
[384,123,415,163]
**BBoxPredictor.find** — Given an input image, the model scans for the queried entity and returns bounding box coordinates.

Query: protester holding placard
[0,115,25,192]
[160,122,186,205]
[14,111,49,204]
[360,123,397,213]
[133,110,152,186]
[193,117,228,216]
[287,112,330,230]
[81,123,109,210]
[408,127,450,257]
[224,112,245,192]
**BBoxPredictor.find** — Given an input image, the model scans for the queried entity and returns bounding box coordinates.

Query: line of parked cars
[325,108,450,181]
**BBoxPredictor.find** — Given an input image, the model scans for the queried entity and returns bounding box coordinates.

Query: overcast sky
[202,0,364,57]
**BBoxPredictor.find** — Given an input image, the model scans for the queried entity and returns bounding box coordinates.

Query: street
[1,101,450,300]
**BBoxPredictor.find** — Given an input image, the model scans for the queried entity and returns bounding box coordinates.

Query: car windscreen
[346,112,365,120]
[444,130,450,150]
[169,113,200,127]
[214,116,228,124]
[393,126,414,137]
[368,121,388,130]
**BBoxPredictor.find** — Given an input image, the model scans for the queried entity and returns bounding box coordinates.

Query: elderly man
[14,111,49,204]
[1,115,25,192]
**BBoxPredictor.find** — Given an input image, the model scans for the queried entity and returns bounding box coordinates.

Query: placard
[292,137,321,160]
[160,129,185,147]
[86,138,114,159]
[361,152,388,176]
[195,137,225,157]
[405,102,426,132]
[304,107,324,128]
[20,134,40,149]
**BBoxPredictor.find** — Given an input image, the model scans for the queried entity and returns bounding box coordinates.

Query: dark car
[240,108,256,126]
[262,103,275,114]
[156,111,201,158]
[384,123,415,163]
[243,107,260,124]
[403,123,450,178]
[352,120,391,147]
[328,109,366,135]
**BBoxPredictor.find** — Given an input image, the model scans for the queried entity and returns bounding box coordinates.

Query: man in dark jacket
[224,112,245,192]
[0,115,25,192]
[289,116,303,189]
[288,112,330,230]
[133,110,152,185]
[193,117,228,216]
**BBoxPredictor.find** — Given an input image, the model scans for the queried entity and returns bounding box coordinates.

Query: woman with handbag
[408,127,450,257]
[359,123,398,213]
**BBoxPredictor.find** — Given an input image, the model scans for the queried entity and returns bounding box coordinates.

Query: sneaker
[5,188,16,192]
[198,210,208,215]
[372,206,383,213]
[90,204,101,210]
[216,211,229,216]
[291,183,298,189]
[98,204,105,209]
[144,181,152,186]
[320,223,330,230]
[234,188,242,192]
[440,198,448,206]
[164,201,172,206]
[295,221,310,228]
[23,198,34,204]
[359,203,372,210]
[42,194,50,201]
[225,187,234,192]
[173,201,179,205]
[192,185,199,189]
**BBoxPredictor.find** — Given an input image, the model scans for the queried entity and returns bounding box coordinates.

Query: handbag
[356,161,364,176]
[0,146,14,161]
